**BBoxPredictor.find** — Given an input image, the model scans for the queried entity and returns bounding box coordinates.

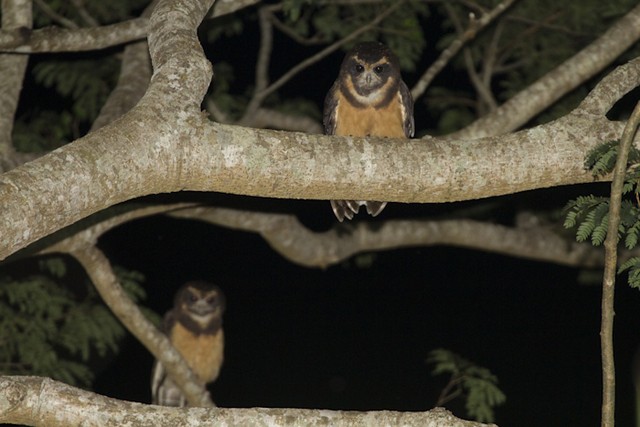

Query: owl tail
[330,200,387,221]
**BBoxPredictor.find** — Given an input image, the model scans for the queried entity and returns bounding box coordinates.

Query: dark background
[93,192,640,426]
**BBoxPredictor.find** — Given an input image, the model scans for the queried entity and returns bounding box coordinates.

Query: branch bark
[599,99,640,427]
[0,376,493,427]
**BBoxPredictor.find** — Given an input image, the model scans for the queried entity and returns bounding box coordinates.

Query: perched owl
[151,281,225,407]
[323,41,414,221]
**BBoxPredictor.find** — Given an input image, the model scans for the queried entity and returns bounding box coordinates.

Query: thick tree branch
[0,105,630,260]
[450,2,640,139]
[0,376,492,427]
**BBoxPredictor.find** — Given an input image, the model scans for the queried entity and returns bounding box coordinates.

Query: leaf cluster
[563,140,640,288]
[0,258,158,386]
[427,348,506,423]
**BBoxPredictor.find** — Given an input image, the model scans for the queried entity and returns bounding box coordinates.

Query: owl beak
[191,300,215,316]
[365,73,372,86]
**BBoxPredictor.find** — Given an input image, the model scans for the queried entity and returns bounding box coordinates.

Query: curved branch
[168,206,610,269]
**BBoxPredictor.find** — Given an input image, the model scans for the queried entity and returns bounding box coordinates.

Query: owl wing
[151,309,187,407]
[399,80,415,138]
[151,359,188,407]
[323,81,340,135]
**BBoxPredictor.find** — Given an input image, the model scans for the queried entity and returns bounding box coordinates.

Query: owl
[151,281,225,407]
[323,41,414,221]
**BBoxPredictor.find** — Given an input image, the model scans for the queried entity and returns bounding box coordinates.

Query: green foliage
[428,348,506,423]
[618,257,640,289]
[33,58,118,123]
[564,139,640,289]
[0,258,158,387]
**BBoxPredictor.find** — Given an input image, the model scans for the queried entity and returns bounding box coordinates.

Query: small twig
[254,6,273,96]
[436,375,465,406]
[446,5,498,114]
[205,98,230,124]
[411,0,516,101]
[70,0,99,27]
[499,9,564,63]
[600,100,640,427]
[33,0,79,29]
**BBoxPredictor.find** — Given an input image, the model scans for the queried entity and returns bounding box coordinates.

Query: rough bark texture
[0,376,494,427]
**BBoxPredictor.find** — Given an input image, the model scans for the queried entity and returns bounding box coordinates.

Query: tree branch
[0,376,493,427]
[0,0,260,53]
[450,3,640,139]
[0,18,149,53]
[167,206,614,269]
[599,99,640,427]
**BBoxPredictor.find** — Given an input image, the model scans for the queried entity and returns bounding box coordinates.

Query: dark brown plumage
[323,41,414,221]
[151,281,225,407]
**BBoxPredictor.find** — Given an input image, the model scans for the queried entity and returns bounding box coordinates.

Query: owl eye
[187,293,199,303]
[205,295,217,304]
[374,65,385,74]
[354,64,364,73]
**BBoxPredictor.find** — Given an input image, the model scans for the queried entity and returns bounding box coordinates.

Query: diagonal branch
[411,0,516,101]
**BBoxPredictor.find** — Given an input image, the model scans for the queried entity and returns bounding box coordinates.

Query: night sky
[93,193,640,426]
